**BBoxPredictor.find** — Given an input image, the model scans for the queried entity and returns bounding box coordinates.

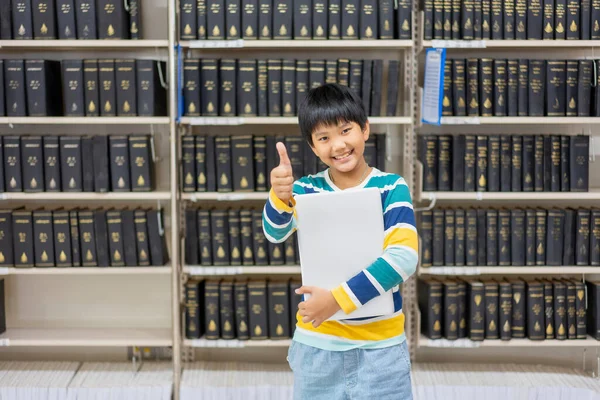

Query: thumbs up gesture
[270,142,294,205]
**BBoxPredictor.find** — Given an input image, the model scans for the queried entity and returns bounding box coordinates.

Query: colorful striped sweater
[262,168,419,351]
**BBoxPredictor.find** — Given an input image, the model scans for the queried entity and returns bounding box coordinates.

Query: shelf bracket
[414,193,436,212]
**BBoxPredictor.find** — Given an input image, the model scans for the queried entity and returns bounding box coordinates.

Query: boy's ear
[362,120,370,141]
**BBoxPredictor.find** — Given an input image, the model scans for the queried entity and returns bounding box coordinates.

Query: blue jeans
[287,340,413,400]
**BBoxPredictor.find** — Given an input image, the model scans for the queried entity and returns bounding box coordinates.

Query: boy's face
[309,120,370,174]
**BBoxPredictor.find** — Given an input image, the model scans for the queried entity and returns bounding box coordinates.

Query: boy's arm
[331,177,419,314]
[262,183,305,243]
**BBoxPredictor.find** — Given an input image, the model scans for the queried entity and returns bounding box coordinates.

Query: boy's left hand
[296,286,341,328]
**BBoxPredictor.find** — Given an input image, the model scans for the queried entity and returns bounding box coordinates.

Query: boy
[262,83,418,399]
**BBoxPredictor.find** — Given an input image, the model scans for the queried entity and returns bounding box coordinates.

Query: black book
[3,136,22,192]
[437,135,452,191]
[253,136,267,191]
[25,60,62,117]
[563,208,576,265]
[487,135,500,192]
[60,136,82,192]
[185,280,203,339]
[341,0,359,38]
[555,0,566,38]
[484,280,499,339]
[476,209,487,266]
[535,209,547,266]
[238,60,257,117]
[503,135,516,191]
[432,209,444,266]
[528,60,545,117]
[182,136,196,192]
[587,281,600,339]
[522,135,534,191]
[272,0,292,39]
[550,135,561,192]
[136,60,167,117]
[444,209,455,266]
[12,211,33,267]
[240,210,254,265]
[207,0,225,39]
[215,136,232,192]
[282,60,295,116]
[294,0,311,38]
[349,60,362,98]
[542,0,553,39]
[303,140,318,177]
[486,209,498,266]
[386,60,400,116]
[0,211,13,267]
[337,58,349,87]
[234,280,249,339]
[83,60,99,116]
[81,137,94,192]
[576,209,590,265]
[0,61,4,116]
[201,59,218,116]
[93,209,109,267]
[517,59,528,116]
[461,0,473,39]
[97,0,128,39]
[565,60,578,117]
[473,0,482,38]
[359,0,377,39]
[204,280,220,339]
[546,209,564,266]
[566,0,580,39]
[243,0,258,38]
[479,59,493,116]
[289,279,302,334]
[226,0,241,39]
[543,136,552,191]
[129,136,153,192]
[467,279,485,340]
[527,280,545,340]
[267,59,282,116]
[433,0,443,39]
[554,280,567,339]
[328,0,341,38]
[98,60,116,116]
[33,211,54,267]
[397,0,412,38]
[498,209,511,266]
[268,281,290,338]
[252,210,268,265]
[129,0,141,39]
[476,135,487,191]
[565,279,576,338]
[4,60,26,117]
[228,210,242,265]
[534,135,544,191]
[62,60,84,117]
[248,280,268,339]
[546,61,566,116]
[219,280,235,339]
[456,280,467,338]
[106,210,125,266]
[569,135,589,192]
[420,211,433,268]
[442,59,453,117]
[465,209,477,266]
[285,136,303,181]
[419,136,437,191]
[376,134,386,172]
[593,0,600,39]
[424,0,433,39]
[443,281,459,340]
[76,0,96,38]
[464,135,476,191]
[452,60,466,117]
[121,209,137,266]
[577,60,592,116]
[482,0,491,38]
[379,0,394,39]
[92,136,109,192]
[575,280,586,339]
[491,0,502,39]
[451,0,460,38]
[231,135,255,192]
[309,59,326,90]
[591,209,600,266]
[370,60,383,116]
[454,209,465,266]
[69,211,80,266]
[541,280,554,339]
[508,279,525,338]
[506,60,518,116]
[219,59,236,116]
[510,209,525,266]
[195,136,209,192]
[21,136,43,193]
[185,210,198,265]
[11,0,33,38]
[0,0,12,39]
[468,59,481,115]
[452,135,465,191]
[525,208,536,265]
[180,0,197,39]
[205,136,217,192]
[32,0,56,38]
[109,136,130,191]
[197,210,211,265]
[78,211,96,266]
[295,60,309,115]
[527,0,542,38]
[147,209,168,266]
[498,281,512,340]
[443,0,452,39]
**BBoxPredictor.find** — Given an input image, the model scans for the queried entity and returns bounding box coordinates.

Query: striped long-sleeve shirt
[262,168,419,351]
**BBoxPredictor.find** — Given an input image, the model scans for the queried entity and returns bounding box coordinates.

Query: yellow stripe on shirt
[295,312,405,341]
[331,285,358,314]
[384,227,419,253]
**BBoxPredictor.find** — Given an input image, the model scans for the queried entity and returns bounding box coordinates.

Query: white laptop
[294,187,395,320]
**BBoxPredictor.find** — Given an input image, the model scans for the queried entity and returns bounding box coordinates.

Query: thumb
[276,142,292,168]
[295,286,313,295]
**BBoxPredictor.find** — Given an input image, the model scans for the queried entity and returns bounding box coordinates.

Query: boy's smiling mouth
[332,150,354,161]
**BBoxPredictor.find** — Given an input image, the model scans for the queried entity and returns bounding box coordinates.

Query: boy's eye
[342,128,351,134]
[318,136,328,141]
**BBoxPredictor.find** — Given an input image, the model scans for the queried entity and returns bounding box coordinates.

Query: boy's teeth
[334,152,351,160]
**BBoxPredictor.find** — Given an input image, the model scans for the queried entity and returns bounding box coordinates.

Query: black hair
[297,83,368,146]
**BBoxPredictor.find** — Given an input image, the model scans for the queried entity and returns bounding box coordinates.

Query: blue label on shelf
[421,48,446,126]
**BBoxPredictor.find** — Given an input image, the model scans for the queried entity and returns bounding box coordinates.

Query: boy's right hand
[270,142,294,205]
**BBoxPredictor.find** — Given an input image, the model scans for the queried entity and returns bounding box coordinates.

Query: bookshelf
[418,267,600,276]
[418,336,600,348]
[180,39,414,49]
[0,267,172,276]
[184,266,302,276]
[0,117,170,125]
[0,328,173,347]
[0,40,169,49]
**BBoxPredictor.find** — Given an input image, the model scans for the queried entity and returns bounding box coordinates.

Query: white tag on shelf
[189,117,245,126]
[190,39,244,49]
[430,40,486,48]
[0,268,9,275]
[0,193,6,200]
[218,193,248,201]
[475,191,483,201]
[440,117,481,125]
[0,339,10,347]
[427,338,480,348]
[187,267,208,275]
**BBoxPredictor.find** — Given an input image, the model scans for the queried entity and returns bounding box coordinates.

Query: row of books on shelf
[419,278,600,341]
[420,207,600,267]
[418,135,589,192]
[180,0,412,40]
[423,0,600,41]
[182,58,400,117]
[185,209,299,266]
[0,0,141,40]
[0,135,154,193]
[184,278,301,340]
[0,208,168,268]
[181,133,387,192]
[440,59,600,117]
[0,59,167,117]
